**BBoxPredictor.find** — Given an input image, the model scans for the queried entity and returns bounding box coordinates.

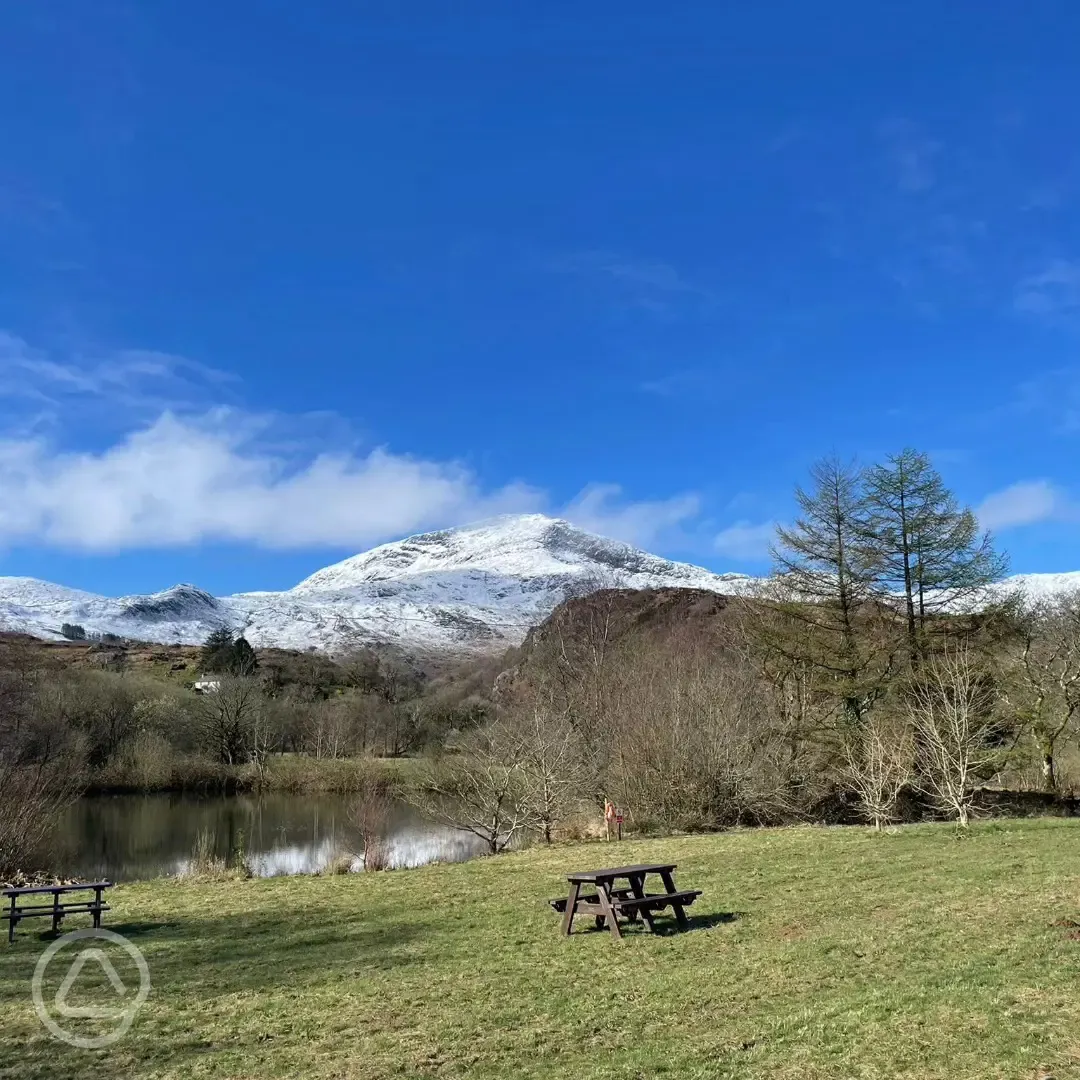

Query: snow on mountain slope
[997,571,1080,601]
[0,516,753,654]
[0,578,240,644]
[2,514,1078,655]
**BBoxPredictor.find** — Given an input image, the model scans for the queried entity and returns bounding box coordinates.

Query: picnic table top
[566,863,676,883]
[3,881,112,898]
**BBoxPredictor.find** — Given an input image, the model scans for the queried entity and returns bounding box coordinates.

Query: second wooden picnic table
[556,862,701,940]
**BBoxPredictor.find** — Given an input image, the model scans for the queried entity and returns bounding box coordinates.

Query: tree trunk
[1042,750,1057,793]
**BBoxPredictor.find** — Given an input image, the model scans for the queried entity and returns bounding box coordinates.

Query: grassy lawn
[2,820,1080,1079]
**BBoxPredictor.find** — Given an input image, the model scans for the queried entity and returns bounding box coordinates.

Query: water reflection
[44,793,489,881]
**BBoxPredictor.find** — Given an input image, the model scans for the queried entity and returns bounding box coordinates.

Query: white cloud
[976,480,1070,531]
[562,483,702,549]
[0,411,709,555]
[714,520,775,562]
[0,412,545,551]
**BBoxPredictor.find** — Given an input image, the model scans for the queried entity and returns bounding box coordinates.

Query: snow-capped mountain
[3,514,1078,655]
[0,515,753,654]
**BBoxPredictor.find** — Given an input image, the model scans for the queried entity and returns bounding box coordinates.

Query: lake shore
[3,819,1079,1078]
[84,753,423,796]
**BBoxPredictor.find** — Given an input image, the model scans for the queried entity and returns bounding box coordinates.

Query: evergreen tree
[862,449,1007,659]
[766,457,893,725]
[200,630,259,675]
[200,628,237,674]
[232,636,258,676]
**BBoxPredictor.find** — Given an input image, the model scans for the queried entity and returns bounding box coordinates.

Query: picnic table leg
[52,891,61,935]
[7,895,15,944]
[561,881,580,936]
[660,870,689,929]
[628,873,657,933]
[93,886,103,929]
[596,880,622,941]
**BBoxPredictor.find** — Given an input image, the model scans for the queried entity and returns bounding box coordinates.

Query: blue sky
[2,0,1080,596]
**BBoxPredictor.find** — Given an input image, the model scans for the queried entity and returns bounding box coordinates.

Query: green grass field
[2,820,1079,1079]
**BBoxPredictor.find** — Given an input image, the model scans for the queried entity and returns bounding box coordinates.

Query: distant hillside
[3,514,1078,657]
[497,586,742,700]
[0,515,752,655]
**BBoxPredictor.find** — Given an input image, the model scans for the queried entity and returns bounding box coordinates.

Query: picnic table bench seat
[611,889,701,912]
[2,882,112,943]
[548,887,635,912]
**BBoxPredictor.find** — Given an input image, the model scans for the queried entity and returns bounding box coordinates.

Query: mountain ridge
[0,515,753,654]
[2,514,1078,655]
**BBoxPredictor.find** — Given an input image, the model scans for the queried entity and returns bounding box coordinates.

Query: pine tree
[862,449,1007,659]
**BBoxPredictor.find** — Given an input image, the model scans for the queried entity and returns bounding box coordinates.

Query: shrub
[349,767,396,870]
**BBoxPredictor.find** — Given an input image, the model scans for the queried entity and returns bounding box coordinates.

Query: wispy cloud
[977,479,1077,530]
[1023,182,1067,212]
[1010,366,1080,434]
[638,369,716,398]
[879,119,941,193]
[714,520,775,562]
[0,332,238,427]
[551,250,718,316]
[563,483,702,550]
[1014,259,1080,323]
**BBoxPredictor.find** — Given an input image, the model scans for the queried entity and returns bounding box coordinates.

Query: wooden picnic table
[552,862,701,940]
[2,882,112,943]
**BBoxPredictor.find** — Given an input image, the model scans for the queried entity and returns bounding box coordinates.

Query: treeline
[0,633,506,873]
[414,450,1080,852]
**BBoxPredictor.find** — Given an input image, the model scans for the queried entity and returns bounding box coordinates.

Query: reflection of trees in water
[42,794,488,879]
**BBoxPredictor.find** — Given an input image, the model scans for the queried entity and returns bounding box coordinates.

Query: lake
[44,793,490,881]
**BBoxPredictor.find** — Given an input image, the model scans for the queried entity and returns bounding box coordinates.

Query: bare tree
[842,710,914,829]
[523,579,622,795]
[348,768,395,870]
[304,699,354,759]
[410,722,535,854]
[1001,591,1080,791]
[505,688,590,842]
[195,677,263,766]
[908,646,1004,826]
[0,657,85,877]
[594,629,825,830]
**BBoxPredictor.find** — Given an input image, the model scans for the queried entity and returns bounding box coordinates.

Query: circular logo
[31,928,151,1049]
